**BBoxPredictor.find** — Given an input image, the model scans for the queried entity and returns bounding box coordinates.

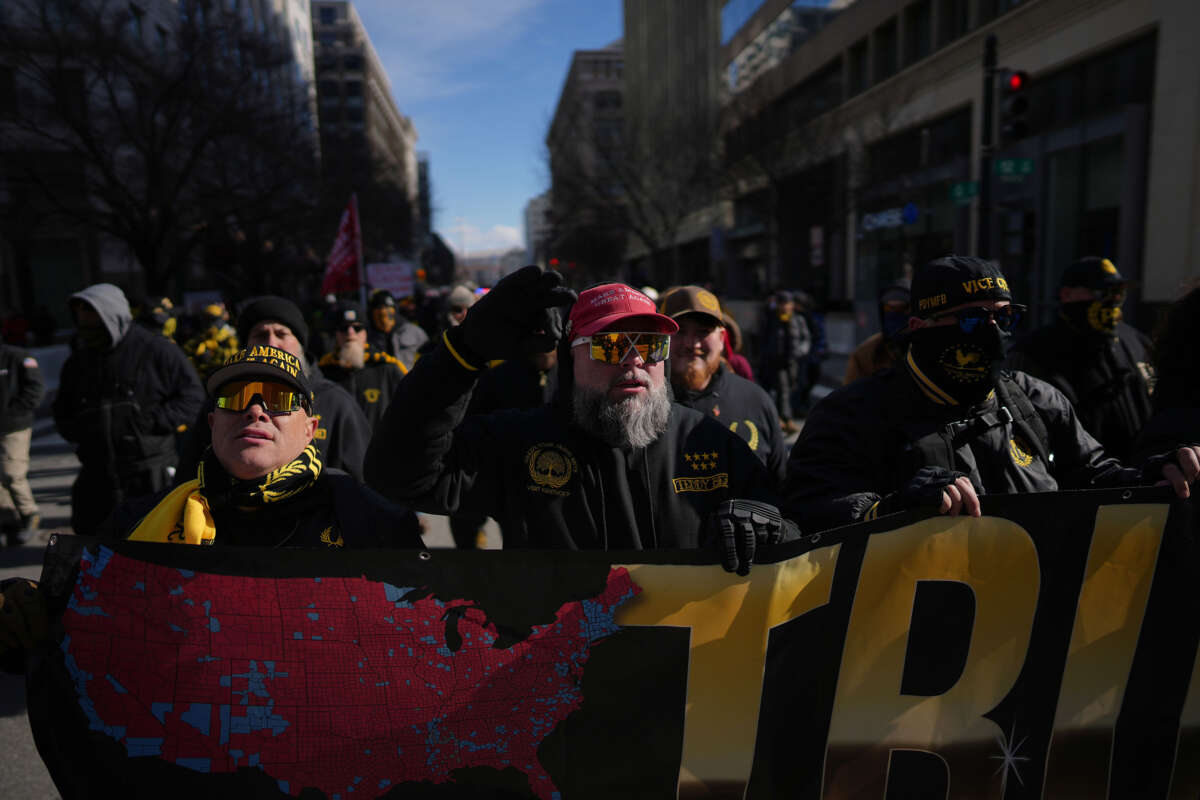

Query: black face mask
[909,323,1011,406]
[76,324,111,350]
[1061,299,1122,336]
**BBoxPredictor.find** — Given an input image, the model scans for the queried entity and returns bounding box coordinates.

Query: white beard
[573,374,672,450]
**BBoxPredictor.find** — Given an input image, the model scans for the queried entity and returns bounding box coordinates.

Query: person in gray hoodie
[53,283,204,535]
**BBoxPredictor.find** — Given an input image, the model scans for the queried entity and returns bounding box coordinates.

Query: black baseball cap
[1060,257,1129,290]
[332,301,366,327]
[206,345,313,404]
[911,255,1012,318]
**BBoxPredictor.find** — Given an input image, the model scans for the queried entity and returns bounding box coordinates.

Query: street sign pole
[978,34,997,258]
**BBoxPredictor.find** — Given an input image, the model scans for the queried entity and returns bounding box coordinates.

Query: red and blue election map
[60,546,640,799]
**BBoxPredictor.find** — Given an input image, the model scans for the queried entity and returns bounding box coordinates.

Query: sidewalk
[0,418,74,799]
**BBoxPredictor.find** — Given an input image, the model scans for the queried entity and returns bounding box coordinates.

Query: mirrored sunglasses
[572,332,671,365]
[214,380,309,415]
[935,304,1026,334]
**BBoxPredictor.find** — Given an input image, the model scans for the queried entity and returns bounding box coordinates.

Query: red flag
[321,195,361,294]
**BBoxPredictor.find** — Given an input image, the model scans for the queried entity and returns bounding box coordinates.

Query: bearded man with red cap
[365,266,799,574]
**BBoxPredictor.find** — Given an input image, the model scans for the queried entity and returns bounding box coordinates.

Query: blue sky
[350,0,623,256]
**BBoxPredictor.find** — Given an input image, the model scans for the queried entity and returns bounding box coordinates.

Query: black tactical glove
[876,466,969,517]
[0,577,48,675]
[451,266,577,363]
[708,500,797,576]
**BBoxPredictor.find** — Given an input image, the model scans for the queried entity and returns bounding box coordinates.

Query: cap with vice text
[911,255,1012,318]
[1060,256,1130,290]
[206,345,313,404]
[568,284,678,338]
[659,285,725,326]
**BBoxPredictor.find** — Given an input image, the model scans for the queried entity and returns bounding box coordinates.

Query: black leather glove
[0,577,48,675]
[708,499,796,576]
[876,466,969,517]
[452,266,577,363]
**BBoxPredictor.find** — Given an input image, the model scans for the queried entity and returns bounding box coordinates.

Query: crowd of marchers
[2,253,1200,666]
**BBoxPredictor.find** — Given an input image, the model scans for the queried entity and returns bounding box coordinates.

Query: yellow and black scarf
[128,444,324,545]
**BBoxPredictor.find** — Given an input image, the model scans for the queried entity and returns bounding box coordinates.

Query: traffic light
[999,69,1031,143]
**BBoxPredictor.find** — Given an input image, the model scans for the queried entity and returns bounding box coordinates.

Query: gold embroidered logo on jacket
[526,443,578,496]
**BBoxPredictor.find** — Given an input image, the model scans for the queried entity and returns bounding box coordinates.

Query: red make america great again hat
[567,284,679,338]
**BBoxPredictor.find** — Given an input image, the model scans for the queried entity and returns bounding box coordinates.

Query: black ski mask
[909,322,1011,406]
[1061,297,1122,336]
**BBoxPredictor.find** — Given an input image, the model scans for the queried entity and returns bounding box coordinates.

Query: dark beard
[572,377,673,450]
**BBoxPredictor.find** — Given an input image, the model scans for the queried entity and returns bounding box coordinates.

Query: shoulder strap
[994,375,1052,465]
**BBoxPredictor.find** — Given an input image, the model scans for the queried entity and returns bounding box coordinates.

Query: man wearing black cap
[1008,257,1154,461]
[660,285,786,487]
[318,301,407,431]
[785,255,1200,533]
[0,346,423,672]
[367,290,428,370]
[177,296,371,481]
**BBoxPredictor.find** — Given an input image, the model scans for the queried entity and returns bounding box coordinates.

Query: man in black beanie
[178,296,371,481]
[1008,257,1154,462]
[785,255,1200,533]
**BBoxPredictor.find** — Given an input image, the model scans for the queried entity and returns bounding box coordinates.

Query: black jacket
[785,367,1142,532]
[0,344,45,433]
[673,365,786,488]
[176,369,371,484]
[1008,319,1154,462]
[318,347,406,432]
[105,470,423,549]
[54,324,203,476]
[365,341,787,551]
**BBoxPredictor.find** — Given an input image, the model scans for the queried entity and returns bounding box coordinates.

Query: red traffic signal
[1000,70,1031,142]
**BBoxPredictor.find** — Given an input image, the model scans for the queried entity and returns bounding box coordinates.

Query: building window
[319,6,337,25]
[938,0,968,47]
[847,38,868,96]
[346,107,363,123]
[594,90,621,111]
[903,0,931,66]
[344,54,363,70]
[873,18,898,83]
[344,81,362,97]
[319,33,337,47]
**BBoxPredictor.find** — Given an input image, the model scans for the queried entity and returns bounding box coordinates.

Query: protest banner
[24,487,1200,798]
[366,262,417,300]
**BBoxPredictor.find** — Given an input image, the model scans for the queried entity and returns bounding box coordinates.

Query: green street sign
[995,158,1035,182]
[950,181,979,205]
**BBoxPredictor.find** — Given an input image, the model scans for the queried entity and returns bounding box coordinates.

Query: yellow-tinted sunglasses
[572,332,671,365]
[214,380,309,415]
